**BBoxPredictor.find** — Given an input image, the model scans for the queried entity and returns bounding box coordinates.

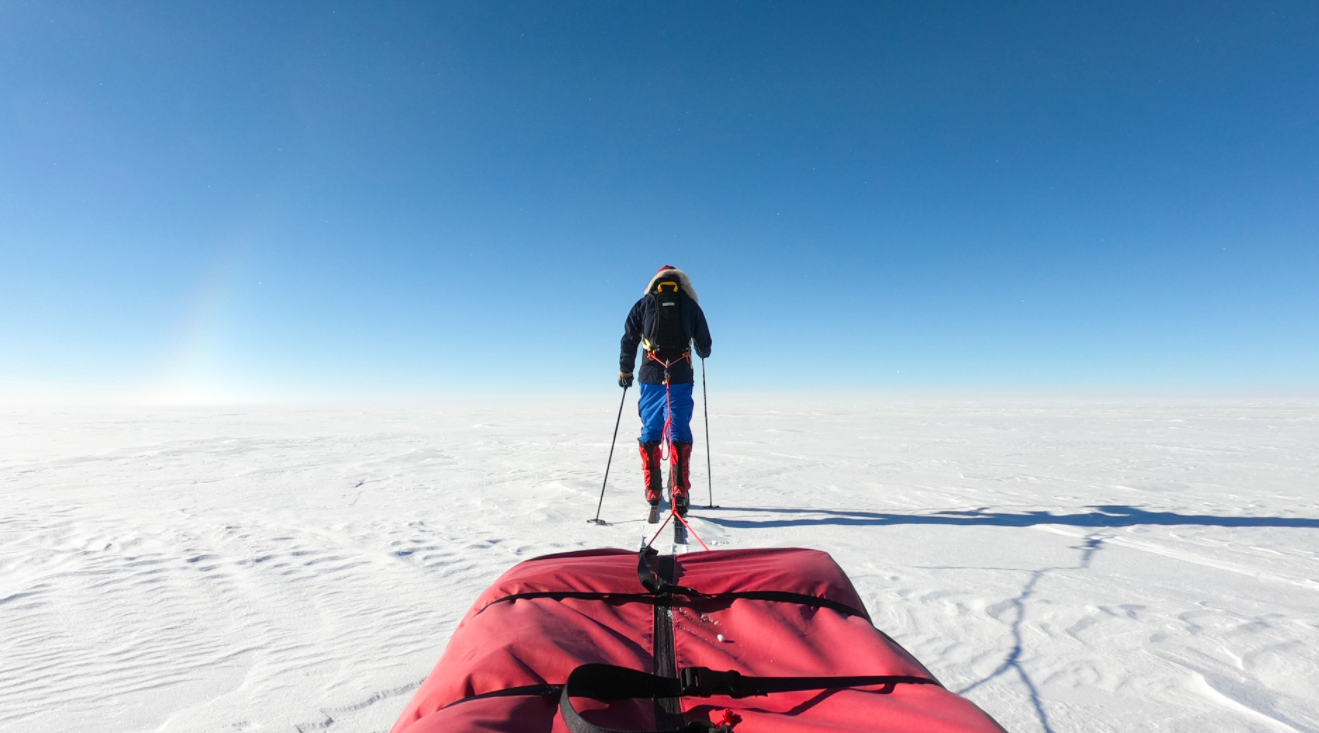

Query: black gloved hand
[618,372,634,388]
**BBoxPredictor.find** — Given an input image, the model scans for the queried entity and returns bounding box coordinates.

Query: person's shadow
[698,504,1319,530]
[697,505,1316,733]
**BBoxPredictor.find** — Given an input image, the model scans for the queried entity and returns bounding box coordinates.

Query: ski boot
[669,441,693,517]
[640,441,663,523]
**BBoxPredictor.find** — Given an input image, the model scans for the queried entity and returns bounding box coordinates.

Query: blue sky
[2,1,1316,401]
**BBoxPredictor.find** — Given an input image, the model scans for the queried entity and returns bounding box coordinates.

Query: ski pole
[702,356,717,508]
[589,384,629,524]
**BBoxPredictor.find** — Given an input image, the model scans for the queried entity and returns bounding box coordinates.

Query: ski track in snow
[2,396,1318,732]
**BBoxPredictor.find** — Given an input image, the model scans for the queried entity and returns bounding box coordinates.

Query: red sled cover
[391,547,1006,733]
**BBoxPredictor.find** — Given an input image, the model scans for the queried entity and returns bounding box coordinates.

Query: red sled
[391,547,1007,733]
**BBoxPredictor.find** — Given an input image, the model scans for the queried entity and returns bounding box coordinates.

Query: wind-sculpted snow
[2,397,1317,732]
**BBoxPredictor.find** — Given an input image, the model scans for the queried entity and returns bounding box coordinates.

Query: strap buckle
[680,667,752,698]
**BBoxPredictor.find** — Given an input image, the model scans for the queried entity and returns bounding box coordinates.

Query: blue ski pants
[638,382,694,444]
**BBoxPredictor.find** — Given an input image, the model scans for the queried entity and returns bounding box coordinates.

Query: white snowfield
[3,396,1317,733]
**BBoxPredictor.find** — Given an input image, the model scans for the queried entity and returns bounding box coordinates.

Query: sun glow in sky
[2,2,1316,402]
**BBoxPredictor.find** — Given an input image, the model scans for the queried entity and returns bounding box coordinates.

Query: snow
[3,396,1318,733]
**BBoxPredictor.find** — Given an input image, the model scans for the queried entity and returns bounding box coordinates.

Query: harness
[644,350,690,461]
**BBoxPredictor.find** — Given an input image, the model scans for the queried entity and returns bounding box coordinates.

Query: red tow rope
[643,350,707,551]
[646,508,711,552]
[646,350,691,461]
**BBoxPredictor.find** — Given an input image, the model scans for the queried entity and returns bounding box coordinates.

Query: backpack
[643,279,689,361]
[390,547,1008,733]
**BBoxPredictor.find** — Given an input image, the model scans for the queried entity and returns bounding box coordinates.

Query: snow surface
[3,396,1318,733]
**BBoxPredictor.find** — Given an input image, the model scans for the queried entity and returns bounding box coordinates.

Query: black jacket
[620,291,712,385]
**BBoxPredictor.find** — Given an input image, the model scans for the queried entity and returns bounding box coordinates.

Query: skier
[618,265,712,518]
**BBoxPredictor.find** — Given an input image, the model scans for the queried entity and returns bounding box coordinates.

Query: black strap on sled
[632,547,874,620]
[477,548,875,622]
[637,547,699,596]
[558,663,939,733]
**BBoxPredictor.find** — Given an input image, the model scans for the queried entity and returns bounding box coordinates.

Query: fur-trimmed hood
[644,267,699,304]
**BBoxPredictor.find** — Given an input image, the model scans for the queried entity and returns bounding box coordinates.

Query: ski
[673,513,688,544]
[647,504,660,524]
